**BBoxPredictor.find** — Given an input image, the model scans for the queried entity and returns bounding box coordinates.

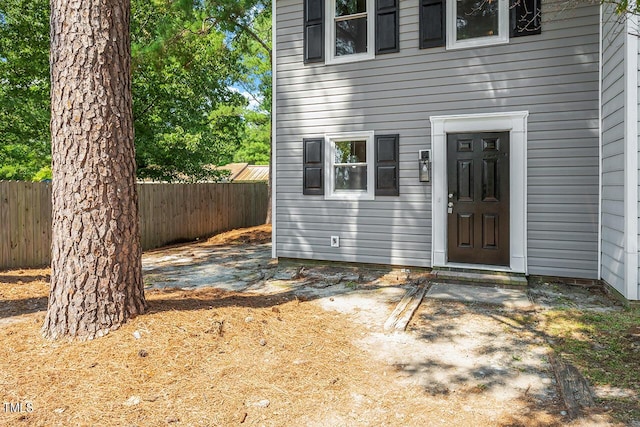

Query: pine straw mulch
[1,285,411,426]
[0,225,569,426]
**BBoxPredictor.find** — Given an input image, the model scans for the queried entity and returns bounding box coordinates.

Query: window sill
[446,36,509,51]
[324,191,375,201]
[326,51,375,65]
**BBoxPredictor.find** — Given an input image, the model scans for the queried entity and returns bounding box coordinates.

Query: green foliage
[605,0,640,15]
[0,0,272,182]
[222,0,272,166]
[130,0,248,181]
[229,1,272,112]
[0,0,51,181]
[235,110,271,165]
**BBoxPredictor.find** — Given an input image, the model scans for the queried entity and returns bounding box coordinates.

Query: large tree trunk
[43,0,146,340]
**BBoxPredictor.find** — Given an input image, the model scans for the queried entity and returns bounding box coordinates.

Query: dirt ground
[0,225,631,426]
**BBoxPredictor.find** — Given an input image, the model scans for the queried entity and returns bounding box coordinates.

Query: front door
[447,132,510,266]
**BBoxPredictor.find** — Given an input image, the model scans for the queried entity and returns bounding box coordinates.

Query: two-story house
[271,0,640,302]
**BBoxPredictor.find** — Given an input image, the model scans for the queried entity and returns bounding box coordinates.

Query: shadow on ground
[0,296,48,320]
[0,233,631,426]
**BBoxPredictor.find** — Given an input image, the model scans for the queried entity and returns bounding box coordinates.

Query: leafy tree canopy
[0,0,271,182]
[0,0,51,181]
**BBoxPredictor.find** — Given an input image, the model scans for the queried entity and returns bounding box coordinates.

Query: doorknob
[447,201,453,214]
[448,193,454,199]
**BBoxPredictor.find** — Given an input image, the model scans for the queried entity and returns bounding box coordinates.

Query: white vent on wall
[330,236,340,248]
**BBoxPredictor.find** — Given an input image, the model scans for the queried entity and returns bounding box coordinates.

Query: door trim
[430,111,529,273]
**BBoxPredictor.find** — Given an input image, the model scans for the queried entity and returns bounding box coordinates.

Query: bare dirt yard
[0,225,636,426]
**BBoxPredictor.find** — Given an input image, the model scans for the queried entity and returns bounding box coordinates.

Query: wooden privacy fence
[0,181,268,270]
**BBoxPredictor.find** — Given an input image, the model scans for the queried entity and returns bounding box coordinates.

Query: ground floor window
[326,131,375,200]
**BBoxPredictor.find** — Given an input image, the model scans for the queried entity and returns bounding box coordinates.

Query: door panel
[457,213,473,247]
[482,159,498,201]
[447,132,509,266]
[457,160,473,201]
[482,214,498,249]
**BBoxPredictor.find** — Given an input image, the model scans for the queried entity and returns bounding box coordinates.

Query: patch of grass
[541,307,640,423]
[512,313,536,326]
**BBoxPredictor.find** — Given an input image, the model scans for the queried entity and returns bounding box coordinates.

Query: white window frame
[326,0,375,64]
[446,0,509,50]
[324,131,375,200]
[430,111,528,273]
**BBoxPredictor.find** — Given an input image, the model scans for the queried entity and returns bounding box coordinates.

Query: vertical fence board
[26,182,36,265]
[161,184,169,245]
[0,181,267,269]
[243,184,250,227]
[236,184,243,230]
[239,184,246,228]
[222,184,229,232]
[252,184,258,225]
[216,184,223,235]
[138,184,146,250]
[239,184,247,229]
[31,182,40,264]
[0,182,8,268]
[43,183,52,265]
[188,184,194,239]
[20,182,30,266]
[187,184,195,239]
[151,184,160,248]
[11,182,21,266]
[166,184,171,244]
[178,184,185,240]
[139,184,147,249]
[199,185,206,238]
[231,184,238,230]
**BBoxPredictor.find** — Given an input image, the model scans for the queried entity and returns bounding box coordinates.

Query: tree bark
[44,0,146,340]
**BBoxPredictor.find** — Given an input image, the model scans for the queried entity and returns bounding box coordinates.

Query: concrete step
[431,268,528,288]
[426,283,533,309]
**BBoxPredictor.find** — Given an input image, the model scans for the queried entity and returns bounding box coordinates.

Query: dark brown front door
[447,132,510,266]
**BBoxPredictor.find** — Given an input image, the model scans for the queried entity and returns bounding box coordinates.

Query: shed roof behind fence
[219,163,269,182]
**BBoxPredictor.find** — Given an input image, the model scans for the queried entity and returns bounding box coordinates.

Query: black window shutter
[419,0,445,49]
[304,0,325,63]
[375,134,400,196]
[375,0,400,54]
[510,0,541,37]
[303,138,324,195]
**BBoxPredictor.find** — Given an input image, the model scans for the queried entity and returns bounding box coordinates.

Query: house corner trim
[624,14,639,299]
[271,0,278,259]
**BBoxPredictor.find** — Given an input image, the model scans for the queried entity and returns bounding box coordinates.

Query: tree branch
[203,15,272,64]
[134,95,160,122]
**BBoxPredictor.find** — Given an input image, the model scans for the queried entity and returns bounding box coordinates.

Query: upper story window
[304,0,400,64]
[305,0,540,64]
[327,0,375,63]
[446,0,508,49]
[418,0,540,51]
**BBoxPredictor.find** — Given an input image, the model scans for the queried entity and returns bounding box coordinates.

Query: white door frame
[430,111,529,273]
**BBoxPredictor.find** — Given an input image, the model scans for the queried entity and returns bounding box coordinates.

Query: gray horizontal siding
[600,5,626,293]
[275,0,600,275]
